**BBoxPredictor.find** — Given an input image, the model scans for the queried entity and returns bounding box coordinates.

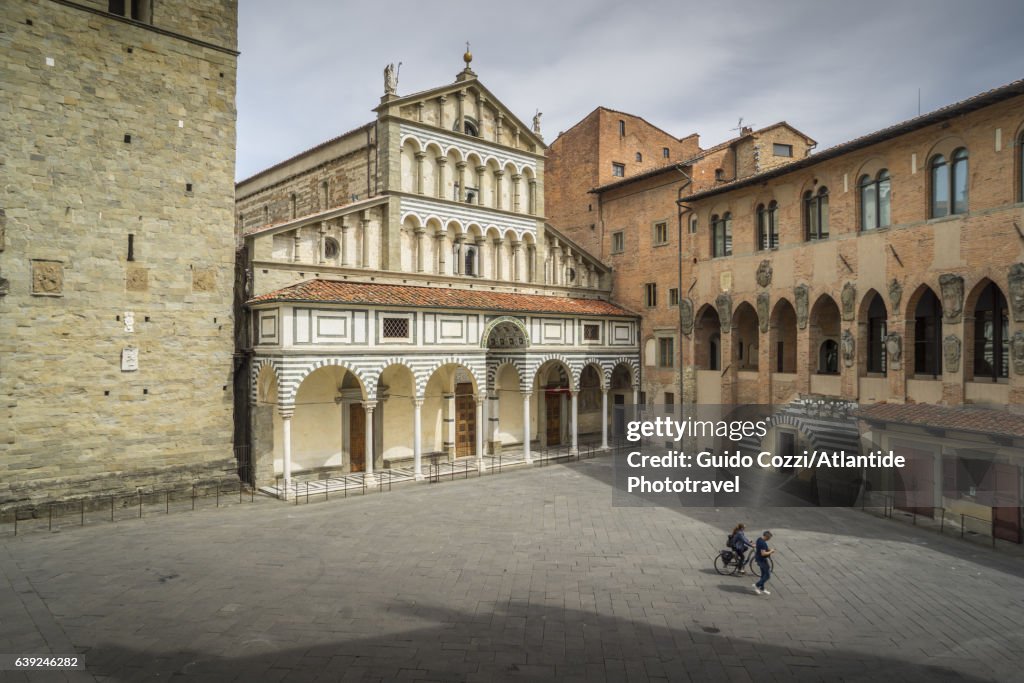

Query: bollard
[961,514,965,538]
[239,481,243,504]
[81,500,85,527]
[14,510,18,537]
[306,482,310,504]
[166,491,170,515]
[48,504,53,531]
[192,485,196,511]
[139,492,143,518]
[216,482,221,508]
[111,495,115,522]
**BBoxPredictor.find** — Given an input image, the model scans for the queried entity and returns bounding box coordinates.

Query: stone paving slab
[1,454,1023,681]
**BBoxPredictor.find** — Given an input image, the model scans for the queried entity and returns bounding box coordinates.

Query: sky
[236,0,1024,181]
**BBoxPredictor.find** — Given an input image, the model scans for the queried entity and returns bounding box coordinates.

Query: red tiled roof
[247,279,638,317]
[854,403,1024,439]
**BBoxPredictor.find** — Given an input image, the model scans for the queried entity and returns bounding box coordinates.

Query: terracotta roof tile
[248,279,638,317]
[854,403,1024,439]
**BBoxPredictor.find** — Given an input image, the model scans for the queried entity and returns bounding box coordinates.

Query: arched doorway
[534,360,571,447]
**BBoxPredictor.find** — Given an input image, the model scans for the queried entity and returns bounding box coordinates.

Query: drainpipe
[675,167,693,405]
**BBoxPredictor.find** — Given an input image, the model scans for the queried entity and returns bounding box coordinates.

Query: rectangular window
[611,231,624,254]
[668,288,680,306]
[773,143,793,157]
[658,337,674,367]
[618,120,626,137]
[612,162,625,177]
[664,392,674,405]
[382,317,410,339]
[645,283,657,308]
[653,221,669,245]
[689,216,698,234]
[663,147,670,158]
[583,323,600,341]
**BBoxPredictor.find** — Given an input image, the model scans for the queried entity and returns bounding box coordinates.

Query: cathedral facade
[235,55,641,492]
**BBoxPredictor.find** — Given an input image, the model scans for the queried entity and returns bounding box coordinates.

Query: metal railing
[1,477,254,537]
[860,490,1009,551]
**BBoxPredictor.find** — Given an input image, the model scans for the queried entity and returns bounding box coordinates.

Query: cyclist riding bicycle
[727,523,753,574]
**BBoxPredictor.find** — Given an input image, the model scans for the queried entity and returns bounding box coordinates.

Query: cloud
[235,0,1024,180]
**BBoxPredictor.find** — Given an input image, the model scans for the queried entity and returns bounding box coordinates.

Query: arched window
[712,212,732,257]
[867,294,887,374]
[819,340,839,375]
[973,283,1008,380]
[804,187,829,240]
[455,117,479,137]
[859,170,891,230]
[324,237,339,260]
[913,289,942,377]
[930,148,968,217]
[462,245,477,276]
[757,201,778,250]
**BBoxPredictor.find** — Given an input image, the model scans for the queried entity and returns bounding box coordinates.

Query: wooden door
[613,394,625,439]
[455,385,475,458]
[349,403,365,472]
[546,393,561,446]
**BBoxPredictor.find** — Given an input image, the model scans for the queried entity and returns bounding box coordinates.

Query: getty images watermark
[611,404,935,508]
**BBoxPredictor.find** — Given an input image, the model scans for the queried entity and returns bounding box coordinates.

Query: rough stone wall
[682,95,1024,409]
[0,0,239,510]
[237,141,372,235]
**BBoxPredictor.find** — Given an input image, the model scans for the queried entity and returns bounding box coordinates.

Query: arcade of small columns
[686,274,1017,406]
[401,217,601,288]
[257,358,639,494]
[404,145,538,216]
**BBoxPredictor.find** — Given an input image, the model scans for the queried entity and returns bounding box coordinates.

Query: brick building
[0,0,239,511]
[235,55,640,494]
[549,118,813,405]
[678,80,1024,541]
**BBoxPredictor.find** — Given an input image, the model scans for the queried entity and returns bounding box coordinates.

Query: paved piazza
[2,456,1023,682]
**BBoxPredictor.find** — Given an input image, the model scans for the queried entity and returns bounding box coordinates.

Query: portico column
[528,179,537,215]
[360,216,371,268]
[444,393,456,460]
[632,385,640,410]
[527,245,536,283]
[511,173,522,213]
[494,170,505,210]
[475,165,486,206]
[456,161,467,202]
[318,221,327,264]
[436,157,448,199]
[475,395,485,472]
[511,240,522,282]
[454,236,465,275]
[436,232,447,275]
[522,391,533,463]
[340,219,351,267]
[413,398,424,480]
[570,390,579,456]
[280,408,293,499]
[414,152,427,195]
[475,237,486,278]
[493,238,504,281]
[600,387,609,450]
[488,390,500,454]
[364,401,377,483]
[414,228,426,272]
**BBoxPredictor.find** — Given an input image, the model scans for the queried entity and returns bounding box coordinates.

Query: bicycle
[713,547,773,577]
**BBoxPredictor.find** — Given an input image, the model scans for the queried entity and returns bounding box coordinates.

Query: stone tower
[0,0,240,510]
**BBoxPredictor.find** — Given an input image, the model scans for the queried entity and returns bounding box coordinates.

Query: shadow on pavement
[83,601,993,682]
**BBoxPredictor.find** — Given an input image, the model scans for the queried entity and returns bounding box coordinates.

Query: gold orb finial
[464,41,472,65]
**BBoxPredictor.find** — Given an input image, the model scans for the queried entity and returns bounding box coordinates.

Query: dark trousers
[756,559,771,588]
